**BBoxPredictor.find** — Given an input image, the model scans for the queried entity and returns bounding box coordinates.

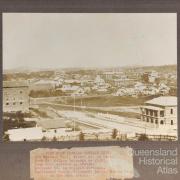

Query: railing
[136,133,177,141]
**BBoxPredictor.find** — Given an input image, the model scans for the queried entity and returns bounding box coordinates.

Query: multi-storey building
[140,96,177,127]
[3,81,29,112]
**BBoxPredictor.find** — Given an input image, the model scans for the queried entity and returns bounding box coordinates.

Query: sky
[3,13,177,70]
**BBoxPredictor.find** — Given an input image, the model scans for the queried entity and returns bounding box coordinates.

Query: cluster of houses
[3,65,176,97]
[114,82,170,97]
[26,69,176,98]
[3,68,176,109]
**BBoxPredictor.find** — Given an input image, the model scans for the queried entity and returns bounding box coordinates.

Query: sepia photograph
[3,13,177,142]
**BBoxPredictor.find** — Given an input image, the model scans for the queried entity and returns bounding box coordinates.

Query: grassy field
[61,95,158,107]
[40,95,160,119]
[40,103,140,119]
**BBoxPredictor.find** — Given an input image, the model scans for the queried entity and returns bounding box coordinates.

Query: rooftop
[145,96,177,106]
[6,127,43,141]
[141,105,164,111]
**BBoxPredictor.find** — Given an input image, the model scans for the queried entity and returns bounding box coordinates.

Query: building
[71,87,85,96]
[61,84,79,93]
[114,77,136,87]
[149,71,159,83]
[142,71,159,84]
[3,81,29,112]
[140,96,177,127]
[5,127,43,141]
[94,75,105,86]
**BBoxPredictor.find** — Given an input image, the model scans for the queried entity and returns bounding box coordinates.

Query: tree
[95,134,99,140]
[42,136,47,141]
[112,129,118,139]
[138,134,149,141]
[52,136,57,141]
[79,132,85,141]
[16,111,24,122]
[3,134,10,142]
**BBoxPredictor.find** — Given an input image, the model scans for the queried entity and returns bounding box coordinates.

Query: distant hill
[3,64,176,75]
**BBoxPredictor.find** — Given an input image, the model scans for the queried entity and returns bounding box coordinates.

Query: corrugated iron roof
[146,96,177,106]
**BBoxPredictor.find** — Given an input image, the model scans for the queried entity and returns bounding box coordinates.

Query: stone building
[140,96,177,127]
[3,81,29,112]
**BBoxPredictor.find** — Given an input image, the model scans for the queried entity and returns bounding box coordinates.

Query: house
[149,71,159,83]
[94,75,105,86]
[71,87,85,96]
[54,77,64,86]
[140,96,177,127]
[114,79,124,87]
[142,71,159,83]
[134,82,146,93]
[114,88,136,96]
[114,77,136,87]
[61,84,79,92]
[158,83,170,95]
[141,86,159,96]
[3,81,29,112]
[103,72,115,80]
[97,88,108,93]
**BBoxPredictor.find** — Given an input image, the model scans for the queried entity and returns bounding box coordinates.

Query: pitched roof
[146,96,177,106]
[7,127,43,141]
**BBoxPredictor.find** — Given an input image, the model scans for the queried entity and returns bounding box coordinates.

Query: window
[20,91,23,94]
[6,102,9,105]
[150,110,153,116]
[13,102,16,105]
[154,111,157,117]
[151,118,154,123]
[155,119,158,124]
[160,120,164,125]
[160,111,164,117]
[171,120,173,125]
[147,118,149,122]
[20,102,23,105]
[171,109,173,114]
